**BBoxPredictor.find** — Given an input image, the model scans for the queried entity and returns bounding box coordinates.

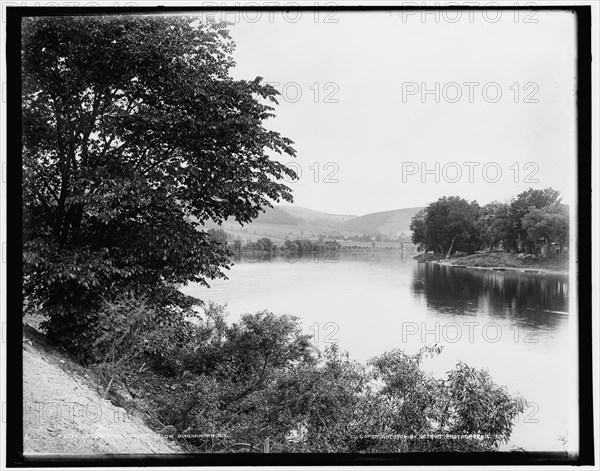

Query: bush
[34,291,526,453]
[84,300,526,453]
[89,293,162,391]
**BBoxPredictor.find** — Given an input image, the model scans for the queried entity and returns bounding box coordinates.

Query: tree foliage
[521,202,569,251]
[409,209,428,250]
[411,189,569,255]
[409,197,480,257]
[22,16,297,351]
[509,188,563,252]
[93,302,526,453]
[476,202,515,252]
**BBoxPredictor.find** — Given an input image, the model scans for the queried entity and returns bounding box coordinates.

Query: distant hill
[278,206,357,225]
[199,205,423,240]
[274,205,424,237]
[253,206,304,225]
[339,207,424,236]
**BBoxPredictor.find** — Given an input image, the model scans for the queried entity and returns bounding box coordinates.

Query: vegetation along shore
[415,252,569,276]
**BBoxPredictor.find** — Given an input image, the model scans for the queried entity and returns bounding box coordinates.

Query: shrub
[59,298,526,453]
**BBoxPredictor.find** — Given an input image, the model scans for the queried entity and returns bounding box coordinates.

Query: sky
[213,10,577,216]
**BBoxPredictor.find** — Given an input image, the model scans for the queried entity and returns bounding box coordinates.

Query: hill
[200,205,423,241]
[253,206,304,225]
[340,207,424,236]
[277,206,357,226]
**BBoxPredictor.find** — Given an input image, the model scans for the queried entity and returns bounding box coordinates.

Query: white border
[1,1,597,470]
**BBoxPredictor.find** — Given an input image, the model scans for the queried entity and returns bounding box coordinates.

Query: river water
[181,252,575,452]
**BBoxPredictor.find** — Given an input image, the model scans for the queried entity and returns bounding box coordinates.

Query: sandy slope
[23,340,180,455]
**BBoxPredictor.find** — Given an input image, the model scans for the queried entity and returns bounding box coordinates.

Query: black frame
[4,4,594,467]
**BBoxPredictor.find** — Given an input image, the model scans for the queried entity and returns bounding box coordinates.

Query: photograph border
[4,4,594,467]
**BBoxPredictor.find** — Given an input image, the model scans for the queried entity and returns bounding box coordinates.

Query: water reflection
[413,263,569,329]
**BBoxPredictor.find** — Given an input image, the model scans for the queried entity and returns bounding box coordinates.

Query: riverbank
[22,324,181,455]
[415,252,569,276]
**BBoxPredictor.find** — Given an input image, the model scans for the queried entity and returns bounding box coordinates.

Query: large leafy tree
[22,16,297,349]
[412,189,568,255]
[521,202,569,251]
[509,188,562,252]
[476,201,517,252]
[411,197,480,258]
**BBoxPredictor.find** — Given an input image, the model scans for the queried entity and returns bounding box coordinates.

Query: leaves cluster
[22,16,297,349]
[411,188,568,255]
[92,301,526,453]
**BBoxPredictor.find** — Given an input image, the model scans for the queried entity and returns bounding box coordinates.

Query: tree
[232,237,243,252]
[477,201,515,252]
[22,16,297,353]
[365,348,525,452]
[207,228,228,246]
[510,188,562,252]
[256,237,274,253]
[412,189,567,255]
[283,239,299,255]
[547,203,570,251]
[521,202,569,252]
[409,209,428,251]
[412,197,480,258]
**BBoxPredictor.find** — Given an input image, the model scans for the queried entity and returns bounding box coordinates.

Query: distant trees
[207,228,228,246]
[410,197,480,258]
[233,237,243,252]
[509,188,562,253]
[249,237,273,253]
[348,234,374,243]
[411,188,569,255]
[521,202,569,252]
[283,239,299,254]
[233,237,341,257]
[345,232,398,243]
[476,202,503,252]
[478,202,517,252]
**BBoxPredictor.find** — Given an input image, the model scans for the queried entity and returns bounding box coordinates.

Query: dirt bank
[23,328,181,455]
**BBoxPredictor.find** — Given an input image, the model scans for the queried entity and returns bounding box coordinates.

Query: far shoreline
[437,261,570,277]
[414,252,570,277]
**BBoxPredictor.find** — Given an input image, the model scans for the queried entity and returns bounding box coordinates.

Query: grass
[413,251,570,273]
[446,251,570,272]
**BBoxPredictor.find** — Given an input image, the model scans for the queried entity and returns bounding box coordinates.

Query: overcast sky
[221,10,576,216]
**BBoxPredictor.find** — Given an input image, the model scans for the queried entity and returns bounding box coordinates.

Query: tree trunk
[445,233,458,259]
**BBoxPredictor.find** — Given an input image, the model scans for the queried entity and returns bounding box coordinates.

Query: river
[181,251,575,452]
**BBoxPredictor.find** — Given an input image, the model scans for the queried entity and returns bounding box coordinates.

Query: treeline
[240,237,341,255]
[410,188,569,258]
[206,229,341,255]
